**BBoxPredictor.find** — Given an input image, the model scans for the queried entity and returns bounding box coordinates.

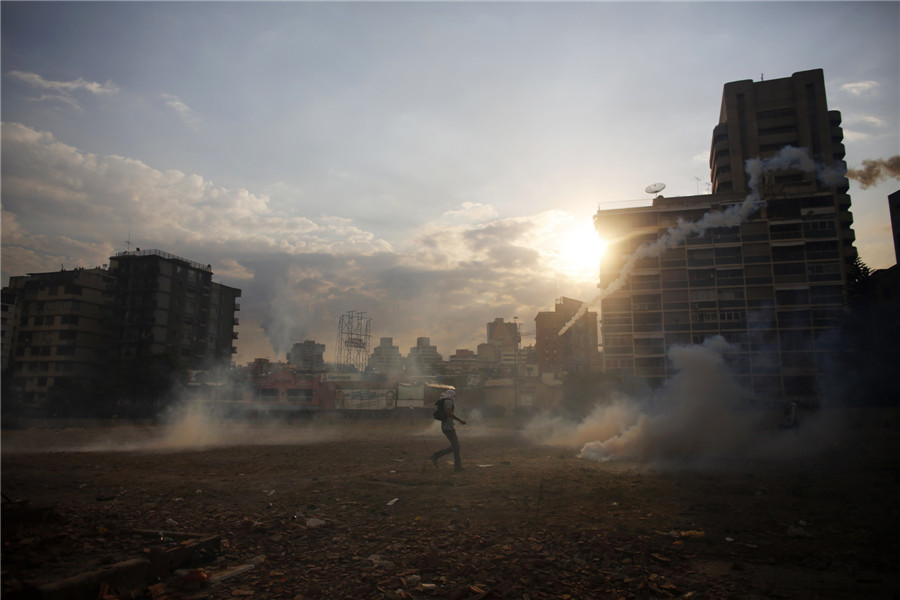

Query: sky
[2,1,898,366]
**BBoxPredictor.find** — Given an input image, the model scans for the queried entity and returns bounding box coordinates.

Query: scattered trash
[306,517,327,529]
[387,498,399,506]
[680,530,705,538]
[477,464,494,468]
[367,554,395,568]
[725,537,735,542]
[181,568,208,584]
[165,518,179,528]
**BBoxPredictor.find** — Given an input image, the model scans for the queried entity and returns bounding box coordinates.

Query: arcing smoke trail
[558,146,846,335]
[845,155,900,189]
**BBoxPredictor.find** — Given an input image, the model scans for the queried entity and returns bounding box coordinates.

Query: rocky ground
[2,410,899,600]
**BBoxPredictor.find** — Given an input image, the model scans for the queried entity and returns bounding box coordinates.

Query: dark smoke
[846,156,900,189]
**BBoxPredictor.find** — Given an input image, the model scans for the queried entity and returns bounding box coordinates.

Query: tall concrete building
[368,337,404,374]
[108,249,241,369]
[534,297,600,377]
[889,189,900,265]
[3,268,117,406]
[289,340,326,372]
[406,336,443,376]
[486,317,520,364]
[594,69,854,401]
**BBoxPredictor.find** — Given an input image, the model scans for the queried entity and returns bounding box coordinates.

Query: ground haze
[2,411,898,599]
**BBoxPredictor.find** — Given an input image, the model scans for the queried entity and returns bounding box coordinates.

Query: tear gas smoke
[524,336,841,463]
[558,146,847,335]
[845,155,900,189]
[578,337,758,461]
[544,146,850,464]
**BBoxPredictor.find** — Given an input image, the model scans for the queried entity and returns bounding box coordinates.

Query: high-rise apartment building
[594,69,854,401]
[889,189,900,264]
[534,297,600,377]
[368,337,404,374]
[486,317,520,364]
[3,268,117,405]
[406,336,443,376]
[108,249,240,369]
[289,340,326,372]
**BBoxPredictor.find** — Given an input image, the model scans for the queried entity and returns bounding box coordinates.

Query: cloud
[442,202,498,222]
[6,70,119,112]
[1,122,597,362]
[7,70,120,96]
[841,80,880,96]
[162,93,201,129]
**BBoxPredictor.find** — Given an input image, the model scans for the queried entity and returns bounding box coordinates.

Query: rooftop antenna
[644,182,666,198]
[124,229,133,252]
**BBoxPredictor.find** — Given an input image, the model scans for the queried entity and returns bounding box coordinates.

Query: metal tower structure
[335,310,371,372]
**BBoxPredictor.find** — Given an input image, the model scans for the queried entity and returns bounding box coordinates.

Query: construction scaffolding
[335,310,371,372]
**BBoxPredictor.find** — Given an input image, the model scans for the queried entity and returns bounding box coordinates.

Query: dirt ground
[2,411,899,600]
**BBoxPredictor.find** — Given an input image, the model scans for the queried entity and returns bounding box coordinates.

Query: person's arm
[446,407,466,425]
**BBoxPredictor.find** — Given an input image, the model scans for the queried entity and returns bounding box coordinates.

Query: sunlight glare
[556,221,607,281]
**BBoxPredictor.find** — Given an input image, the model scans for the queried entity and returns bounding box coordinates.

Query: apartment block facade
[108,249,241,368]
[3,250,241,408]
[534,297,601,377]
[4,268,117,405]
[368,337,404,374]
[594,69,854,402]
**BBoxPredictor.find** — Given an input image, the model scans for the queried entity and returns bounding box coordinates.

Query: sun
[555,221,607,281]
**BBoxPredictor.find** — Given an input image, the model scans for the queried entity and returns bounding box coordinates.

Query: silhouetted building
[889,189,900,264]
[289,340,326,372]
[108,249,240,369]
[368,337,404,374]
[3,268,117,406]
[594,69,854,401]
[534,297,600,377]
[406,336,443,376]
[486,317,519,362]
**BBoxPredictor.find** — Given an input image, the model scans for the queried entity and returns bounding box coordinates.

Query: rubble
[2,424,898,599]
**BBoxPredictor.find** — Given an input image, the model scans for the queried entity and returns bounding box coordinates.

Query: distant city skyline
[2,2,898,364]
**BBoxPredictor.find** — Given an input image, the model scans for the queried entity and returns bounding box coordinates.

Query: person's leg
[432,429,455,465]
[445,429,461,469]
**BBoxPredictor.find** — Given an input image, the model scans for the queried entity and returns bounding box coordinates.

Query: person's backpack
[432,397,447,421]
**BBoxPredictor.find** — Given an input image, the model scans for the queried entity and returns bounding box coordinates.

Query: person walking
[430,389,466,471]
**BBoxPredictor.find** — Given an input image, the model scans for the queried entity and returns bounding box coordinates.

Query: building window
[715,246,743,265]
[776,288,810,305]
[805,241,839,260]
[810,285,844,305]
[690,289,716,303]
[770,223,803,240]
[807,262,841,282]
[772,245,805,262]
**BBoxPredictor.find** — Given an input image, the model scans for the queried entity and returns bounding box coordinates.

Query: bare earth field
[2,412,899,600]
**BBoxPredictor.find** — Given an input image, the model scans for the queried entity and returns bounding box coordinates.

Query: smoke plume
[524,335,842,463]
[845,156,900,189]
[558,146,843,335]
[579,337,758,461]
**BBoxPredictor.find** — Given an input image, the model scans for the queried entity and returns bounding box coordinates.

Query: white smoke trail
[579,337,758,462]
[558,146,846,335]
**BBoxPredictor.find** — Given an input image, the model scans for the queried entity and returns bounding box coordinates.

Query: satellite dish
[645,182,666,195]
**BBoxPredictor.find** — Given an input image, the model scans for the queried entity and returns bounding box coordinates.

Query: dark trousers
[433,429,461,468]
